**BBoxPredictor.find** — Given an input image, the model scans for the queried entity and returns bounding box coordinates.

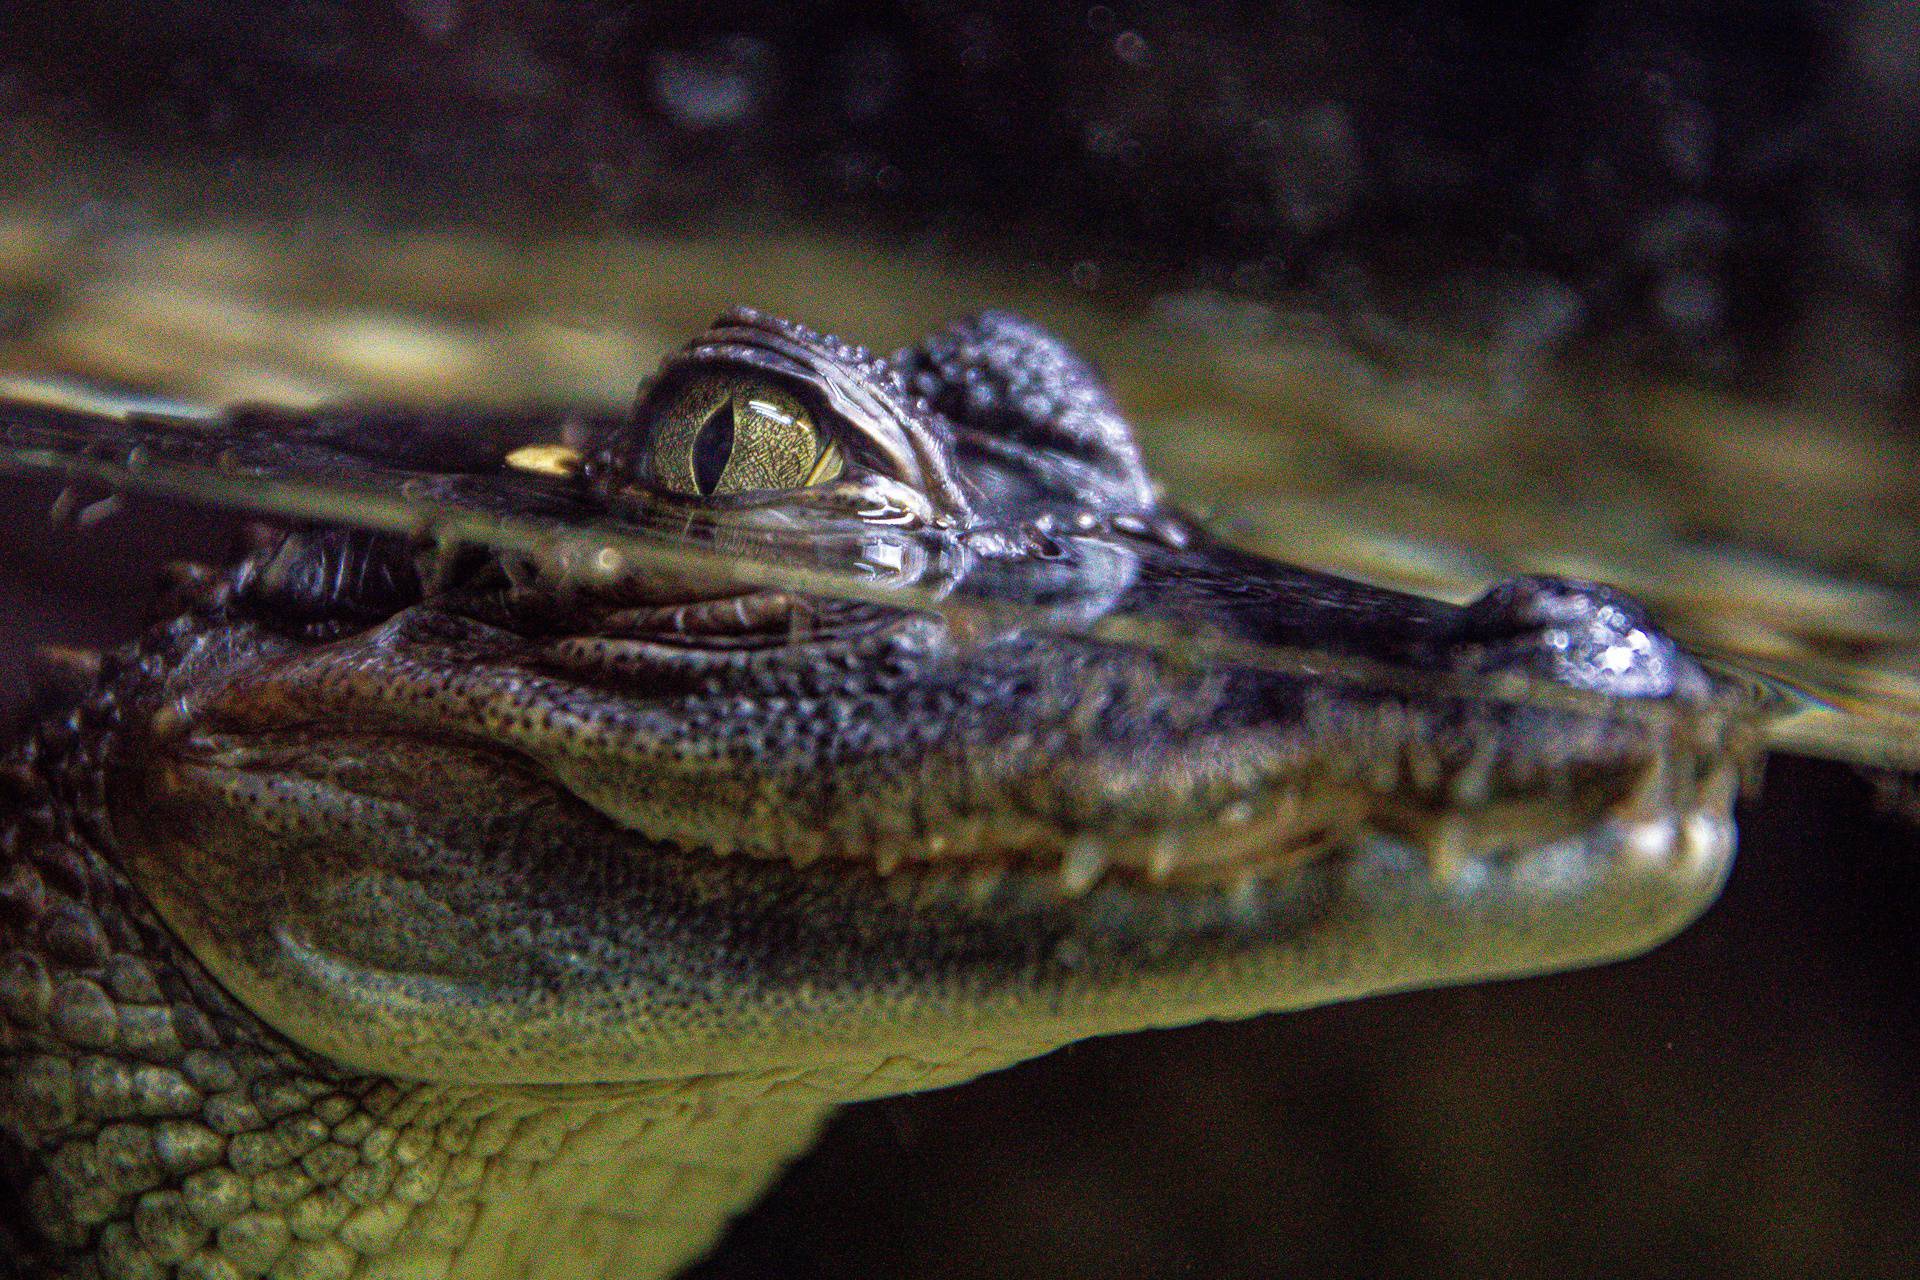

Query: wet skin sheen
[0,309,1756,1280]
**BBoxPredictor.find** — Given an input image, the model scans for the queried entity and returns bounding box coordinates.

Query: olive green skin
[0,309,1754,1280]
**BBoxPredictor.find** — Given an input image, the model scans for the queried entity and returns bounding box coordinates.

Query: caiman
[0,309,1755,1280]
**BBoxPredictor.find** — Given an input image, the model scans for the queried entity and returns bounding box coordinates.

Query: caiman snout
[1446,574,1711,702]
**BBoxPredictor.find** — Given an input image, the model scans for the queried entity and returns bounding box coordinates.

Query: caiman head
[89,308,1752,1089]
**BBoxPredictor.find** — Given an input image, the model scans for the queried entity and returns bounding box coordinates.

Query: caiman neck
[0,739,1006,1280]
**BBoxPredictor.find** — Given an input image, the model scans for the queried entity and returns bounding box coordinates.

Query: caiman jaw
[98,555,1755,1087]
[111,611,1750,1086]
[86,306,1758,1084]
[498,580,1751,901]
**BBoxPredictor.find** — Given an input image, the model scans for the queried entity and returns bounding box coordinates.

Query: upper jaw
[376,512,1755,893]
[207,495,1760,906]
[395,587,1753,904]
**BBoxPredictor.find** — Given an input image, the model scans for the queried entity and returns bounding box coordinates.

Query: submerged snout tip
[1449,574,1710,701]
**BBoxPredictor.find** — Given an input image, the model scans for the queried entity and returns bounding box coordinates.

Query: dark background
[1,3,1916,1277]
[4,1,1917,402]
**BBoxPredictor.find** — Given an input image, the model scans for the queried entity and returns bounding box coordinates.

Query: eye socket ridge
[643,373,845,498]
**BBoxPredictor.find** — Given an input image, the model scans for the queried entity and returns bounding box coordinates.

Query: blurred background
[0,3,1915,1276]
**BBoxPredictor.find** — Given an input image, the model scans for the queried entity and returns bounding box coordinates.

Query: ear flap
[896,311,1156,515]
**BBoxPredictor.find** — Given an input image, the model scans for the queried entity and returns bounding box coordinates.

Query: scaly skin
[1,309,1758,1279]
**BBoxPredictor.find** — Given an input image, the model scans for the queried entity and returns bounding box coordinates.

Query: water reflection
[0,217,1913,767]
[0,383,1784,740]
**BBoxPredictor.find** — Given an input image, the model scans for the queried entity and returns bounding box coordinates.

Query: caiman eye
[647,376,844,497]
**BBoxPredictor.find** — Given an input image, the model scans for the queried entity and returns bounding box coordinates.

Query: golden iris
[648,377,843,497]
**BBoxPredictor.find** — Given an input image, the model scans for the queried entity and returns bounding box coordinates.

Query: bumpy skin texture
[2,734,908,1280]
[0,310,1756,1280]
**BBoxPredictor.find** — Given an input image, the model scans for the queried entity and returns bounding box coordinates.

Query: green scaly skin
[1,309,1757,1279]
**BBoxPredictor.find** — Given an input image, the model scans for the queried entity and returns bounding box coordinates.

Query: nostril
[1447,575,1708,700]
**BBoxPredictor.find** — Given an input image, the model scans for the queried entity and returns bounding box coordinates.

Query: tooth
[1681,814,1732,867]
[1146,832,1181,881]
[1123,663,1163,718]
[1271,787,1301,828]
[150,697,194,739]
[1620,815,1678,861]
[1697,759,1739,812]
[1229,872,1262,913]
[1619,754,1673,819]
[76,495,123,528]
[159,560,214,589]
[951,816,989,854]
[874,845,905,876]
[1449,738,1500,807]
[1058,837,1107,896]
[1427,814,1473,880]
[1219,801,1254,827]
[36,644,102,688]
[1404,738,1443,794]
[965,866,1005,904]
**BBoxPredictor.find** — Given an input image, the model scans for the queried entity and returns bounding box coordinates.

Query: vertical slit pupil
[692,400,735,495]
